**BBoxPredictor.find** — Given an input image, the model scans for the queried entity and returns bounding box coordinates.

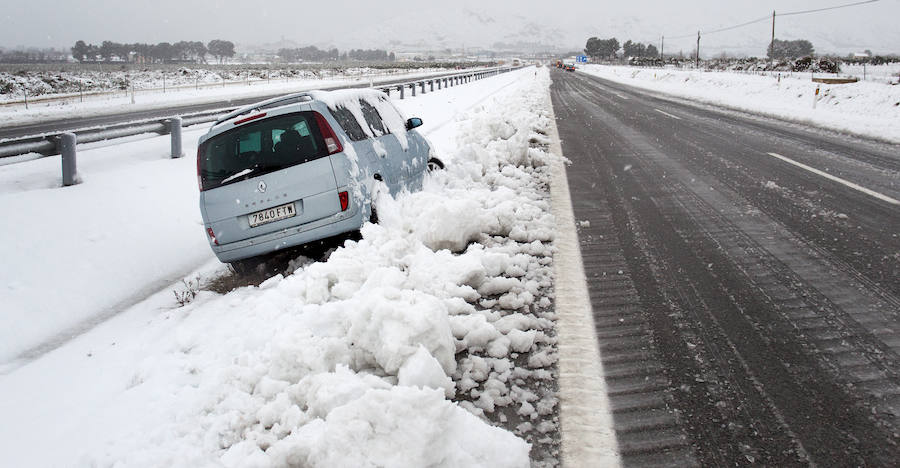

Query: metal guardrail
[0,66,524,162]
[378,66,519,99]
[0,109,224,159]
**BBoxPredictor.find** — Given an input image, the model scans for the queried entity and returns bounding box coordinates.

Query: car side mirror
[406,117,423,130]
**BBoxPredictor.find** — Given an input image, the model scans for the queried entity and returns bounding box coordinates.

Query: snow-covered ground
[580,64,900,144]
[0,66,487,128]
[0,66,421,102]
[840,63,900,83]
[0,67,564,466]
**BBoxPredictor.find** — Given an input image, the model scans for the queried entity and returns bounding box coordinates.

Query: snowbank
[581,64,900,143]
[0,66,562,466]
[0,68,526,365]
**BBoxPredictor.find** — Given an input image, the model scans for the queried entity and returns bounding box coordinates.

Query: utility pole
[661,36,664,59]
[771,10,776,59]
[696,31,701,68]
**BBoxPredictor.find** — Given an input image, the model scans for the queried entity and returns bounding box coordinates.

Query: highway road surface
[551,69,899,467]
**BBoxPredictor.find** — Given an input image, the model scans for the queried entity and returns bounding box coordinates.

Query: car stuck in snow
[197,89,440,270]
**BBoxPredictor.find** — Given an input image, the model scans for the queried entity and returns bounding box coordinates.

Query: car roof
[213,92,316,127]
[201,88,396,145]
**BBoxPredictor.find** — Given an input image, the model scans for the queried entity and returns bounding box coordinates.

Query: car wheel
[427,157,445,172]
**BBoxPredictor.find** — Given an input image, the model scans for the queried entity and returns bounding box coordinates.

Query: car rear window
[199,111,329,191]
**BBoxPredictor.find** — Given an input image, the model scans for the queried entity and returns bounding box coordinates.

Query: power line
[779,0,880,17]
[668,15,771,39]
[664,0,880,39]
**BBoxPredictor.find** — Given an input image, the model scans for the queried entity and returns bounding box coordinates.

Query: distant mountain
[319,7,572,53]
[246,3,900,58]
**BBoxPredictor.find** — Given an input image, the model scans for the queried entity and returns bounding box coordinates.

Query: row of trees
[584,37,620,59]
[70,41,396,65]
[623,40,659,59]
[0,48,69,63]
[70,40,235,64]
[277,46,340,62]
[346,49,396,62]
[766,39,814,60]
[584,37,660,59]
[587,36,819,61]
[276,46,396,63]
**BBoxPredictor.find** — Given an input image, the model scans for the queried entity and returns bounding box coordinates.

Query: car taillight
[314,112,343,155]
[338,191,349,211]
[206,227,218,246]
[196,145,204,191]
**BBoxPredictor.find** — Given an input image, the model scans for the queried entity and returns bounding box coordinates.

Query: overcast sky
[2,0,898,55]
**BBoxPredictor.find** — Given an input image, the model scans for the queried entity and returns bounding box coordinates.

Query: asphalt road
[550,69,900,467]
[0,69,478,140]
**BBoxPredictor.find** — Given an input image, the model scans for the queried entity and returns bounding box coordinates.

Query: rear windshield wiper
[220,168,256,184]
[219,163,284,185]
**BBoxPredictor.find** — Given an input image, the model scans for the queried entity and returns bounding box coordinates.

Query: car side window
[330,106,368,141]
[359,99,388,136]
[374,97,404,128]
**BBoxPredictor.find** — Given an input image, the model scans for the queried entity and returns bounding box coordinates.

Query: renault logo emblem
[258,181,267,193]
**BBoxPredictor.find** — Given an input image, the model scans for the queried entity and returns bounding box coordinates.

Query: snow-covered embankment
[0,67,563,467]
[581,64,900,143]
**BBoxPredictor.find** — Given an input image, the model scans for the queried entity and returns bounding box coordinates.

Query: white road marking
[766,152,900,205]
[547,99,622,466]
[612,92,629,100]
[654,109,682,120]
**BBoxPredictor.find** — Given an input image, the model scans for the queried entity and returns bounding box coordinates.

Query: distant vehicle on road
[565,64,576,72]
[196,89,439,272]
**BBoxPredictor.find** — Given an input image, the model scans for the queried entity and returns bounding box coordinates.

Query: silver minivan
[197,89,438,270]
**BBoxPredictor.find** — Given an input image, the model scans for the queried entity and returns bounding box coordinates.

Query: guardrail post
[59,133,78,186]
[170,117,184,158]
[437,79,441,90]
[399,85,404,99]
[420,82,426,94]
[429,80,434,92]
[410,83,416,97]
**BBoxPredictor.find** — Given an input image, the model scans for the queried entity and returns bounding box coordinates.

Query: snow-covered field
[581,64,900,143]
[0,66,414,102]
[0,66,485,128]
[841,63,900,82]
[0,67,565,466]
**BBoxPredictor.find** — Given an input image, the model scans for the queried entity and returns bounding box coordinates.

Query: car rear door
[198,111,341,245]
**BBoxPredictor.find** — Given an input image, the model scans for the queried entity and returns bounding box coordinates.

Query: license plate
[248,202,296,227]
